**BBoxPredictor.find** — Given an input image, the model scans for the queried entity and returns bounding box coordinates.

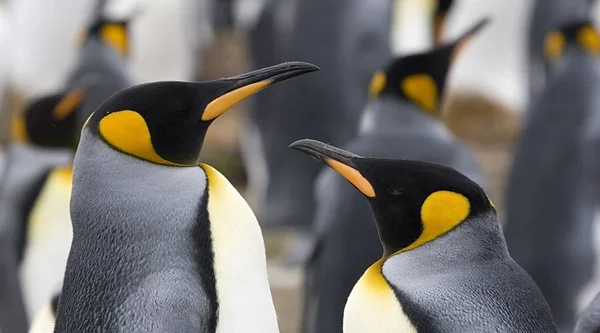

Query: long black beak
[289,139,360,167]
[290,139,376,198]
[201,62,319,121]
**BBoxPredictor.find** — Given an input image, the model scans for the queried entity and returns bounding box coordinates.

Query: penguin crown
[290,139,494,257]
[544,20,600,62]
[83,62,319,167]
[368,18,489,115]
[11,87,87,148]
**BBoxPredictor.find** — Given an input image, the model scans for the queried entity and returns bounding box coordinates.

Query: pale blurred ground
[2,1,600,332]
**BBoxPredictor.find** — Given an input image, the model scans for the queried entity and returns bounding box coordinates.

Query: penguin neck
[63,130,214,332]
[382,211,509,276]
[358,96,443,136]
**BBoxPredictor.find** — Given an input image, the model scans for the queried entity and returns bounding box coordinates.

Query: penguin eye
[388,188,402,195]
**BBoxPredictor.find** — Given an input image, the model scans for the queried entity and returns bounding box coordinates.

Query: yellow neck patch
[98,110,184,166]
[100,24,128,56]
[401,74,438,114]
[52,89,86,120]
[368,71,387,98]
[11,113,29,143]
[361,259,389,294]
[545,31,566,62]
[326,159,376,198]
[400,190,470,253]
[577,25,600,56]
[202,80,272,121]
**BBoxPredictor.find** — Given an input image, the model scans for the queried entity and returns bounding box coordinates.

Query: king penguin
[52,62,318,332]
[297,19,487,333]
[503,20,600,333]
[527,0,596,104]
[290,139,557,332]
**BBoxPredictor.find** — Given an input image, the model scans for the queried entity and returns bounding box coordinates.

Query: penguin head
[83,62,319,166]
[367,18,488,116]
[77,2,138,58]
[544,20,600,65]
[432,0,454,46]
[290,139,494,257]
[11,86,88,148]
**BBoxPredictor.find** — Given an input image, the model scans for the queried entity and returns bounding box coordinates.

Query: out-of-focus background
[2,1,600,333]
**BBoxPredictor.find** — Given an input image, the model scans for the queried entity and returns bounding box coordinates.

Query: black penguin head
[544,20,600,65]
[84,62,319,166]
[432,0,454,46]
[11,87,87,148]
[367,18,489,116]
[78,1,138,57]
[290,139,494,257]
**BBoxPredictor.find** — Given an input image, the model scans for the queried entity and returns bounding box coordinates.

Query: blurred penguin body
[575,291,600,333]
[257,0,393,229]
[27,294,59,333]
[301,20,486,333]
[0,143,69,333]
[19,166,73,321]
[53,63,317,332]
[504,21,600,332]
[291,139,556,333]
[18,8,135,320]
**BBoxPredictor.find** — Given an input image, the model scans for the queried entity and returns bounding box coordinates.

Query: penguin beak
[201,62,320,121]
[289,139,376,198]
[448,17,490,63]
[52,88,87,121]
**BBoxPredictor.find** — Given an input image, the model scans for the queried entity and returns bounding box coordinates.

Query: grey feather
[54,129,212,333]
[504,46,600,332]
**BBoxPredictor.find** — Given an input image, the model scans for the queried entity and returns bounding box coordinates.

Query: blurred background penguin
[4,0,600,333]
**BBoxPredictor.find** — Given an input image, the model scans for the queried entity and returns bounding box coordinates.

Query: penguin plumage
[290,139,557,333]
[504,20,600,333]
[28,293,59,333]
[53,62,318,333]
[298,20,487,333]
[254,0,394,230]
[574,291,600,333]
[527,0,596,103]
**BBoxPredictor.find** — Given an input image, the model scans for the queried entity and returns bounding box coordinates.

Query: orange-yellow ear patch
[100,24,128,55]
[326,159,376,198]
[52,89,86,120]
[368,71,387,98]
[10,113,29,143]
[203,80,272,121]
[98,110,183,166]
[401,74,438,114]
[577,25,600,56]
[545,31,566,62]
[401,190,470,252]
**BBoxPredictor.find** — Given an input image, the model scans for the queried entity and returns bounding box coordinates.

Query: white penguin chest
[343,260,417,333]
[202,164,279,333]
[20,167,73,319]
